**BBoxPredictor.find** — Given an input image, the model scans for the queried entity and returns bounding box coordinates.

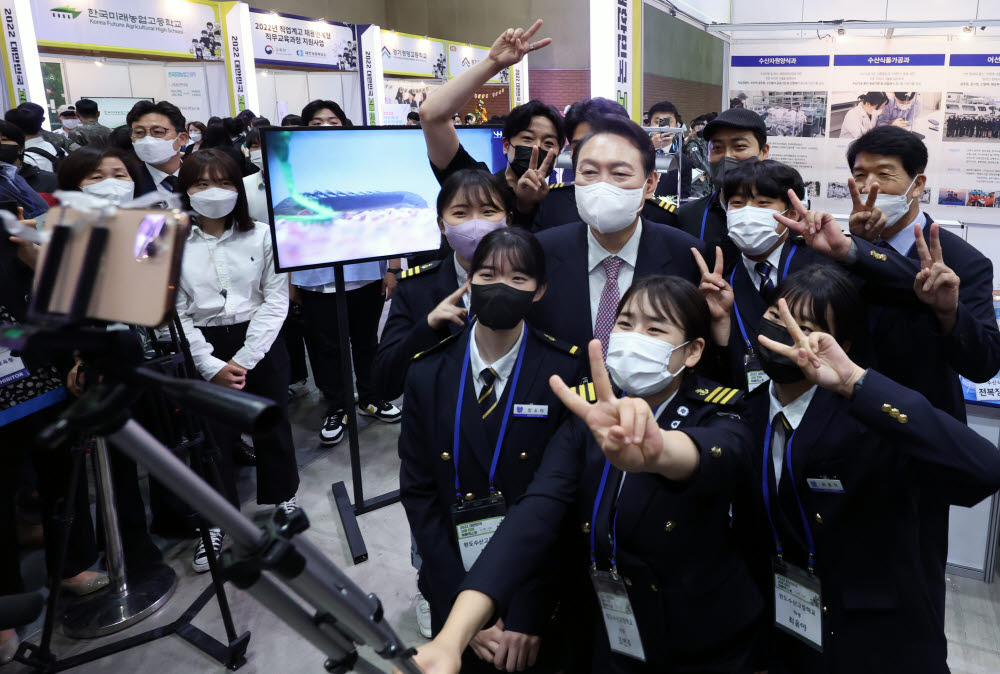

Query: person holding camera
[174,148,299,573]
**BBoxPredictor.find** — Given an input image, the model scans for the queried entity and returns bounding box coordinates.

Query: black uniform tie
[479,367,499,419]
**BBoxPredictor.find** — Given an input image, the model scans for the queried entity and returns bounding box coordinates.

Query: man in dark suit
[125,100,188,197]
[530,115,705,349]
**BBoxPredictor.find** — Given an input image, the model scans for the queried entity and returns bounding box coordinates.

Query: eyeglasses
[131,126,173,140]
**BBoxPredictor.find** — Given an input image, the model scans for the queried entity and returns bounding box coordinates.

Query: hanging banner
[1,0,47,115]
[221,1,258,114]
[248,9,357,70]
[509,58,528,108]
[30,0,224,60]
[357,23,385,126]
[446,42,505,84]
[165,67,211,126]
[590,0,642,122]
[380,30,446,78]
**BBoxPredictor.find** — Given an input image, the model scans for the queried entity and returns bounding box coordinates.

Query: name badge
[513,404,548,418]
[0,348,29,387]
[807,478,845,493]
[451,496,506,572]
[744,354,769,393]
[590,568,646,662]
[773,558,823,652]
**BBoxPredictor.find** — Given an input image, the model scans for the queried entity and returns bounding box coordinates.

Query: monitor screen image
[261,126,507,272]
[80,97,154,129]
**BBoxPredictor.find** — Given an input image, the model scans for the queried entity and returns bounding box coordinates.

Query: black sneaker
[319,411,346,445]
[358,400,402,423]
[192,527,225,574]
[234,434,256,466]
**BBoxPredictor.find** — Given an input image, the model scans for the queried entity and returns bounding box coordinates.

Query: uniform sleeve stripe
[707,387,733,403]
[704,386,723,403]
[719,388,740,405]
[587,382,596,400]
[569,345,578,355]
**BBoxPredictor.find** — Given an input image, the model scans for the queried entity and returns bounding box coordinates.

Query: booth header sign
[380,31,446,78]
[249,9,357,70]
[30,0,223,59]
[446,42,505,84]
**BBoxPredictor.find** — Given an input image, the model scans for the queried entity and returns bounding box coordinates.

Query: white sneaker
[415,592,431,638]
[192,527,225,574]
[358,400,402,423]
[278,496,299,517]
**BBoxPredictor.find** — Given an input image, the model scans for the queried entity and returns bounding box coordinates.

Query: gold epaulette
[549,182,570,190]
[534,329,581,357]
[572,380,598,403]
[692,385,744,406]
[647,196,677,213]
[412,333,460,361]
[399,260,442,280]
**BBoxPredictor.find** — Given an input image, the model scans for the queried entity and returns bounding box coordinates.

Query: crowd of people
[1,17,999,674]
[945,113,1000,139]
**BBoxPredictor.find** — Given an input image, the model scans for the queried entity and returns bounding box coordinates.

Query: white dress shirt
[453,253,471,308]
[741,241,784,294]
[468,322,525,401]
[882,211,928,256]
[587,219,643,331]
[175,220,289,380]
[145,162,180,194]
[243,171,268,223]
[23,137,58,172]
[767,382,818,482]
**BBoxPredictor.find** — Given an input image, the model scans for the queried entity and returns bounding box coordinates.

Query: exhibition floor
[6,355,1000,673]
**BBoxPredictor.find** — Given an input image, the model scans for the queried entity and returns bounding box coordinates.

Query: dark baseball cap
[703,108,768,147]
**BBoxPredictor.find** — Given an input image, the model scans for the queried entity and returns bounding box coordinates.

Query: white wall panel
[63,60,131,101]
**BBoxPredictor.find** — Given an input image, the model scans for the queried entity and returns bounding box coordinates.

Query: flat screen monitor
[260,126,506,272]
[79,97,154,129]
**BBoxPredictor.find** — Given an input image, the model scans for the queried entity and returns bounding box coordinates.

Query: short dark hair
[846,125,928,177]
[572,115,656,176]
[107,125,136,153]
[407,111,420,123]
[563,97,628,141]
[502,99,566,147]
[301,99,347,125]
[893,92,917,102]
[647,100,682,125]
[616,276,711,343]
[251,117,271,128]
[177,149,254,233]
[187,121,207,135]
[280,114,303,126]
[126,100,186,134]
[245,128,261,149]
[200,124,231,149]
[722,158,805,208]
[222,117,245,138]
[4,106,44,134]
[775,265,862,344]
[730,98,743,108]
[207,116,222,125]
[57,146,141,192]
[436,168,512,218]
[470,226,546,285]
[75,99,99,117]
[0,120,26,148]
[858,92,888,107]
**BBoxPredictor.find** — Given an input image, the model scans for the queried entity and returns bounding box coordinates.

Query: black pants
[299,281,385,415]
[282,304,309,385]
[199,323,299,505]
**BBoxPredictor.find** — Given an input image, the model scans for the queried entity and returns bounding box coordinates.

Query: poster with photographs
[729,41,1000,225]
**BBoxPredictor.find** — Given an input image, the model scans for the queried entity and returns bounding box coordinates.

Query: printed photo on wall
[732,90,827,137]
[943,93,1000,142]
[830,91,941,140]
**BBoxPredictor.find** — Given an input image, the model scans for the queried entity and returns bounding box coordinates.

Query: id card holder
[744,353,769,393]
[450,494,506,572]
[589,567,646,662]
[772,557,823,652]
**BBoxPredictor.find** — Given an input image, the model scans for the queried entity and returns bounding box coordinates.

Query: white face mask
[575,181,645,234]
[81,178,134,204]
[606,332,688,397]
[873,174,918,228]
[61,118,81,130]
[727,205,785,257]
[133,135,180,165]
[188,132,203,143]
[250,149,263,170]
[189,187,238,219]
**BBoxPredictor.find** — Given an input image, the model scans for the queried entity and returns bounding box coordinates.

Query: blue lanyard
[451,325,528,499]
[729,245,798,353]
[699,193,716,241]
[588,399,670,570]
[761,421,817,571]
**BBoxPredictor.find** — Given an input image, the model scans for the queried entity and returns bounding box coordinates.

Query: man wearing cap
[53,104,80,139]
[676,108,769,268]
[68,99,112,148]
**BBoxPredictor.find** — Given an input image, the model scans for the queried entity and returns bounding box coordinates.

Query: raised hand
[913,223,959,330]
[514,145,556,210]
[487,20,551,70]
[550,340,665,473]
[692,246,733,345]
[427,282,470,331]
[773,189,852,261]
[757,299,865,398]
[848,177,887,241]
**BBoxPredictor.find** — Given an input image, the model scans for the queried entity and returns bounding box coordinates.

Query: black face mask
[508,144,536,178]
[0,145,21,166]
[757,319,805,384]
[471,282,535,330]
[709,155,745,186]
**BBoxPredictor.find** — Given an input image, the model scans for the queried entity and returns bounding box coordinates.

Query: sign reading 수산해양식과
[30,0,224,59]
[249,9,357,70]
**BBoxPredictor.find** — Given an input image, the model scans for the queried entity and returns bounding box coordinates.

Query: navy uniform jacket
[531,184,679,232]
[677,192,727,248]
[461,376,763,671]
[530,220,705,347]
[399,324,584,638]
[738,371,1000,674]
[373,258,464,401]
